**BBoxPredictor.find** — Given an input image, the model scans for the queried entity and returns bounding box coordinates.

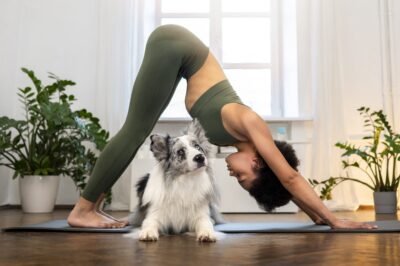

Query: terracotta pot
[19,175,60,213]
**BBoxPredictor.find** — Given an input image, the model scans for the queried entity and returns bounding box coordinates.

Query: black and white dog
[124,119,224,242]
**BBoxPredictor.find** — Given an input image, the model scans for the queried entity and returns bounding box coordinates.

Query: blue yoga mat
[2,219,400,233]
[214,220,400,233]
[1,219,133,233]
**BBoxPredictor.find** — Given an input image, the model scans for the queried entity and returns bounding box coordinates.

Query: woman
[67,24,377,230]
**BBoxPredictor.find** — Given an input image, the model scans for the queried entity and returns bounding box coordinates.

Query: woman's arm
[241,112,377,229]
[291,197,327,225]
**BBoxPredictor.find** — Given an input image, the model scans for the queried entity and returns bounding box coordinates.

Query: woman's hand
[291,197,329,225]
[331,218,378,230]
[312,217,328,225]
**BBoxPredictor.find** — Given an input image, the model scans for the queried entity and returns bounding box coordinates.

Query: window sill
[157,116,313,123]
[156,116,313,155]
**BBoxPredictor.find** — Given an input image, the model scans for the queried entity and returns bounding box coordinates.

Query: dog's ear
[150,133,171,161]
[186,118,216,157]
[186,118,207,142]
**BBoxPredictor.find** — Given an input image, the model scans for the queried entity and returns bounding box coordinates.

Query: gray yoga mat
[1,219,134,233]
[2,219,400,233]
[214,220,400,233]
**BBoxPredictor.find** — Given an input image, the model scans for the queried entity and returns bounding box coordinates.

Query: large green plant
[0,68,113,206]
[335,106,400,192]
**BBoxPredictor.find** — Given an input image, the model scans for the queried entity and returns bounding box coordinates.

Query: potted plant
[0,68,112,213]
[334,106,400,214]
[308,177,346,201]
[308,177,347,210]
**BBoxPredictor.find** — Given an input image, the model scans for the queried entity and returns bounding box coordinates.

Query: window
[156,0,298,119]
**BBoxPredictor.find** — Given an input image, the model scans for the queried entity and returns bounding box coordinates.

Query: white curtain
[97,0,156,211]
[0,0,25,206]
[94,0,135,211]
[297,0,359,211]
[379,0,400,132]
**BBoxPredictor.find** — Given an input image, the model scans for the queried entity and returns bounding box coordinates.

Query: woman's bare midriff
[185,52,225,110]
[185,51,248,142]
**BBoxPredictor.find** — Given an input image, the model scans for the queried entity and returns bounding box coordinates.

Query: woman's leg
[68,24,209,228]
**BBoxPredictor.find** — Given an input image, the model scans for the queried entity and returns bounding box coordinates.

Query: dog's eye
[194,144,201,150]
[177,149,184,156]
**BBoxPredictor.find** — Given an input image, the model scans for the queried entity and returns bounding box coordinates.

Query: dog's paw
[138,228,159,241]
[196,230,217,242]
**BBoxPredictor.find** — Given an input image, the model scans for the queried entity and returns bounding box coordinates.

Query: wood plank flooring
[0,207,399,266]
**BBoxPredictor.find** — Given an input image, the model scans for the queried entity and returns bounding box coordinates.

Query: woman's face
[225,151,260,190]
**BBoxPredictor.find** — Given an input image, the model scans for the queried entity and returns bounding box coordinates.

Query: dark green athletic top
[189,79,250,146]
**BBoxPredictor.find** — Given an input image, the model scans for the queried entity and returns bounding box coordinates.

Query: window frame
[155,0,284,118]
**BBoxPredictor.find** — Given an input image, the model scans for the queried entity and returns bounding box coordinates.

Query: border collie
[124,119,224,242]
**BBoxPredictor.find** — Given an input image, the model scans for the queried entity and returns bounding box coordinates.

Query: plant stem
[332,175,375,190]
[370,157,380,189]
[365,160,378,188]
[392,157,397,189]
[0,163,16,170]
[1,150,17,165]
[29,117,44,166]
[349,164,376,187]
[385,154,390,190]
[366,110,384,189]
[16,128,30,160]
[26,108,31,161]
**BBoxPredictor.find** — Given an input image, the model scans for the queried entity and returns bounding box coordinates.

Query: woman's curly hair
[248,140,300,212]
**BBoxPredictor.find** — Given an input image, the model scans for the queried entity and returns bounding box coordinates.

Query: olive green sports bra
[188,79,250,146]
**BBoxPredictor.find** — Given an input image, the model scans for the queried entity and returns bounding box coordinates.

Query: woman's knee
[143,28,184,63]
[148,24,186,43]
[146,24,193,54]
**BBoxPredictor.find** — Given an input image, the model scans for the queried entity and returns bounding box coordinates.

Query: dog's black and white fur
[125,119,224,242]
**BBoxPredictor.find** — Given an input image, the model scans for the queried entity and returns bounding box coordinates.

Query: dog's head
[149,119,216,175]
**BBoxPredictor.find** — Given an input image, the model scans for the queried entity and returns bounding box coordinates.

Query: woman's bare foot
[96,210,129,226]
[95,193,129,226]
[67,196,126,228]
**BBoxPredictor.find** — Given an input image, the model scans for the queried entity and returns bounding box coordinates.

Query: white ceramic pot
[373,191,398,214]
[19,175,60,213]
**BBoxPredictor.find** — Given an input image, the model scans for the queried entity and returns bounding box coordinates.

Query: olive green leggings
[81,24,209,203]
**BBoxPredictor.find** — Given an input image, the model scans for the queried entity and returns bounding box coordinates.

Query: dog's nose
[193,154,205,163]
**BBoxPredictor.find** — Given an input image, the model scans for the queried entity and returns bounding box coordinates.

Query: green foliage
[335,106,400,192]
[0,68,113,207]
[308,177,346,200]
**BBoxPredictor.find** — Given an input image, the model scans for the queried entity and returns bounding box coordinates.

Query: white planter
[19,175,60,213]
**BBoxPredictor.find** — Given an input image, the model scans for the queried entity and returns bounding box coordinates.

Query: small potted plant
[335,106,400,214]
[308,177,346,201]
[0,68,112,213]
[308,177,347,210]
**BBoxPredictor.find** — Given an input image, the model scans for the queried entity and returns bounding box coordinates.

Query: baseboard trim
[358,205,375,210]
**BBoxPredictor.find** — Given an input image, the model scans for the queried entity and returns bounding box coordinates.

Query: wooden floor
[0,207,399,266]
